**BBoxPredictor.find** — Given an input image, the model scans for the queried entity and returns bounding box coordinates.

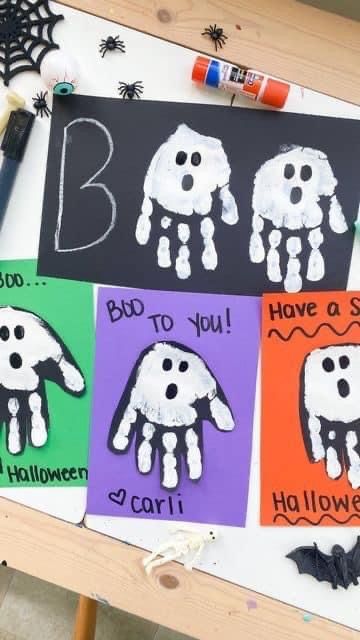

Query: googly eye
[191,152,201,166]
[300,164,312,181]
[162,358,172,371]
[176,151,187,165]
[53,82,75,96]
[0,326,9,341]
[284,163,295,179]
[179,361,188,372]
[14,325,24,340]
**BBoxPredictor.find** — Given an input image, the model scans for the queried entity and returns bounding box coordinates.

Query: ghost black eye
[176,151,187,165]
[14,325,24,339]
[322,357,335,372]
[0,326,9,341]
[162,358,172,371]
[179,361,188,372]
[339,355,350,369]
[301,164,312,181]
[191,152,201,166]
[284,163,295,179]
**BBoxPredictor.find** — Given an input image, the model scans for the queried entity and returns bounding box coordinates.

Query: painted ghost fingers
[135,124,238,280]
[0,306,85,454]
[108,341,234,489]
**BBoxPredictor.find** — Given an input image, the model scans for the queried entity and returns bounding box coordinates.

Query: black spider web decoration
[0,0,64,86]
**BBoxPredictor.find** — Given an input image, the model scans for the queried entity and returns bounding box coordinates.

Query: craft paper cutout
[108,341,234,489]
[261,291,360,526]
[0,260,93,487]
[87,288,260,525]
[38,96,359,295]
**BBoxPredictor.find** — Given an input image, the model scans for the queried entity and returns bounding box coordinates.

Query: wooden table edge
[0,498,356,639]
[58,0,360,105]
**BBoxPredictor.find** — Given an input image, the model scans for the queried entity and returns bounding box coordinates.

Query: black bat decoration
[287,537,360,589]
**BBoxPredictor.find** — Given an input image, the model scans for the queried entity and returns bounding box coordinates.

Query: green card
[0,260,93,487]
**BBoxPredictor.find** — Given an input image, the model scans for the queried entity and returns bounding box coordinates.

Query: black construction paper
[38,95,360,295]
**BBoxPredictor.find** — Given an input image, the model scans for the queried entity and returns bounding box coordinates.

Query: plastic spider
[32,91,51,118]
[201,24,228,51]
[99,35,125,57]
[118,81,144,100]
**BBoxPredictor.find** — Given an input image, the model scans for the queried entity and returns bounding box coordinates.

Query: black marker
[0,109,35,229]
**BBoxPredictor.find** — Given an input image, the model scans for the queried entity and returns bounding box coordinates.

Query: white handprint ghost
[249,146,347,292]
[301,344,360,489]
[108,341,234,489]
[0,306,85,454]
[135,124,239,280]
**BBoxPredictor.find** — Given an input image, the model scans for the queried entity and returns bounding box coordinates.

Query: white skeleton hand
[0,307,85,454]
[135,124,238,280]
[301,344,360,489]
[108,342,234,489]
[249,146,347,292]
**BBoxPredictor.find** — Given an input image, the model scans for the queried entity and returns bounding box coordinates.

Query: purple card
[87,288,260,526]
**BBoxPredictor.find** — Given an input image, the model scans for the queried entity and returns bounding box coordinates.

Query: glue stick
[192,56,290,109]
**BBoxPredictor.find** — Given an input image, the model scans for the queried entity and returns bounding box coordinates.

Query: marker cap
[1,109,35,161]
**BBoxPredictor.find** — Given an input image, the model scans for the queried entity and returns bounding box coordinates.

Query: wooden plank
[58,0,360,105]
[0,498,356,640]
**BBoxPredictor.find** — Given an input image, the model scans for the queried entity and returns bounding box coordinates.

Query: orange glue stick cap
[192,56,210,84]
[261,78,290,109]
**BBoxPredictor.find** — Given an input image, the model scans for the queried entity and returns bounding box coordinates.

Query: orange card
[261,291,360,526]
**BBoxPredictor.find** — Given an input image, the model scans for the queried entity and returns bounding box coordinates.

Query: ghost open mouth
[290,186,302,204]
[108,341,234,489]
[182,174,193,191]
[165,382,178,399]
[135,124,239,280]
[9,352,22,369]
[249,145,347,293]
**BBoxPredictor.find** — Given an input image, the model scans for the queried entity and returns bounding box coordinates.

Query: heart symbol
[108,488,126,506]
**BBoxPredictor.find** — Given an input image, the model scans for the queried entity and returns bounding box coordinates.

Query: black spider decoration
[118,81,144,100]
[32,91,51,118]
[99,35,125,57]
[0,0,64,86]
[201,24,228,51]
